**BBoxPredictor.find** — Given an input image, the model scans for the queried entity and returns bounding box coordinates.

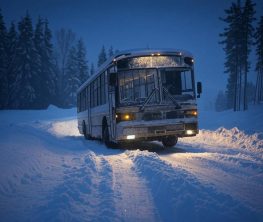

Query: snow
[0,104,262,221]
[198,104,263,133]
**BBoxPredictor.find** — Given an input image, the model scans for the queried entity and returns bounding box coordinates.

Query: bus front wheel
[82,121,89,140]
[102,124,116,148]
[162,136,178,148]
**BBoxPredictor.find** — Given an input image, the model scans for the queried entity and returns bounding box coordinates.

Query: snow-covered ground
[0,105,262,222]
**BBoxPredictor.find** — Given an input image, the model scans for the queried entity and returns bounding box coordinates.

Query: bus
[77,49,202,148]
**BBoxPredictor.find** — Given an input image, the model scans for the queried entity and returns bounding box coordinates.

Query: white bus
[77,49,202,148]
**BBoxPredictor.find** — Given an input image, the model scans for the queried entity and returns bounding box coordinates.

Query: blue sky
[1,0,263,108]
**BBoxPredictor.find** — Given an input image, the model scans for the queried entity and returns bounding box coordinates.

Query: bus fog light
[127,135,135,140]
[186,130,194,135]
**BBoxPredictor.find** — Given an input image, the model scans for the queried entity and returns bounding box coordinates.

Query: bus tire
[82,121,89,140]
[162,136,178,148]
[102,123,115,148]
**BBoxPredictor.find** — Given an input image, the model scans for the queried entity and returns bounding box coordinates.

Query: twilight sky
[1,0,263,108]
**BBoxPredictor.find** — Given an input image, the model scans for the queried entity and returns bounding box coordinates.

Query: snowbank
[181,127,263,155]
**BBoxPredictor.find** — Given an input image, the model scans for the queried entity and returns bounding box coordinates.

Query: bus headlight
[127,135,135,140]
[116,113,135,122]
[185,110,198,117]
[186,130,194,135]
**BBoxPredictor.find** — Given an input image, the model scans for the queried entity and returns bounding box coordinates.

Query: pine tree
[13,12,39,109]
[76,38,89,84]
[241,0,256,110]
[246,81,256,103]
[42,18,58,107]
[255,16,263,103]
[64,46,80,107]
[220,2,242,111]
[6,22,18,108]
[215,90,227,112]
[0,10,8,109]
[97,45,107,68]
[108,45,114,58]
[219,1,255,111]
[90,63,95,76]
[32,17,58,109]
[33,17,44,108]
[55,28,76,106]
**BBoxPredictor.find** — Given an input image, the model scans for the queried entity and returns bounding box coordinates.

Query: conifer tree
[255,16,263,103]
[90,63,95,76]
[246,81,256,103]
[220,2,242,111]
[241,0,256,110]
[0,10,8,109]
[6,22,18,107]
[76,38,89,84]
[219,0,255,111]
[108,45,114,58]
[64,46,79,107]
[13,12,39,109]
[55,28,76,106]
[43,18,58,107]
[97,45,107,68]
[215,90,227,112]
[33,17,44,107]
[33,18,58,108]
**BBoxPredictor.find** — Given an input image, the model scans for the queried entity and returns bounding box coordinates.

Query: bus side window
[98,76,101,106]
[91,81,94,108]
[101,72,106,104]
[87,85,90,109]
[94,78,98,107]
[81,90,85,111]
[77,93,80,112]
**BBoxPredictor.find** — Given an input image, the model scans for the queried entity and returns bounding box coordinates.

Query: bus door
[108,69,117,141]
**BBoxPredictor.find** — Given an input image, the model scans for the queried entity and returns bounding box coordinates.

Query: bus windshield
[118,69,158,106]
[117,68,194,106]
[160,68,194,103]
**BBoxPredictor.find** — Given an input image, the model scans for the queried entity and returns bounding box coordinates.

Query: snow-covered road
[0,107,262,222]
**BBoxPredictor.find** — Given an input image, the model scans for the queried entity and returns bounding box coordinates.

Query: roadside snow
[182,127,263,157]
[0,105,262,221]
[49,119,80,137]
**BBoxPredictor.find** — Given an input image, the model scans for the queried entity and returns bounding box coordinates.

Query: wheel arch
[102,116,108,135]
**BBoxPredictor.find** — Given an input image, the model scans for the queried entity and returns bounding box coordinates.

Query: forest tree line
[0,10,116,109]
[216,0,263,112]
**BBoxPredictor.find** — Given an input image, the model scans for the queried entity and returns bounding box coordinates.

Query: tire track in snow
[32,151,116,222]
[127,150,262,222]
[104,152,159,222]
[160,149,263,214]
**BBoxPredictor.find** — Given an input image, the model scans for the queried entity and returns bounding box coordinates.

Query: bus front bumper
[115,119,198,142]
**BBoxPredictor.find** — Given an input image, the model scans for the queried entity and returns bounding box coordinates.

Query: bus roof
[77,48,193,93]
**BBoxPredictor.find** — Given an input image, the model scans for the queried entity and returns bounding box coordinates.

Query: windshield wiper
[162,87,181,109]
[139,88,160,111]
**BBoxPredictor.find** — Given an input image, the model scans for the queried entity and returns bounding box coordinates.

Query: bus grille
[142,111,186,120]
[148,124,184,133]
[143,112,162,121]
[166,111,184,119]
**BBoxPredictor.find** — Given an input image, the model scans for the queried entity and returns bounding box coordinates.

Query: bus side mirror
[109,72,117,86]
[197,81,202,98]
